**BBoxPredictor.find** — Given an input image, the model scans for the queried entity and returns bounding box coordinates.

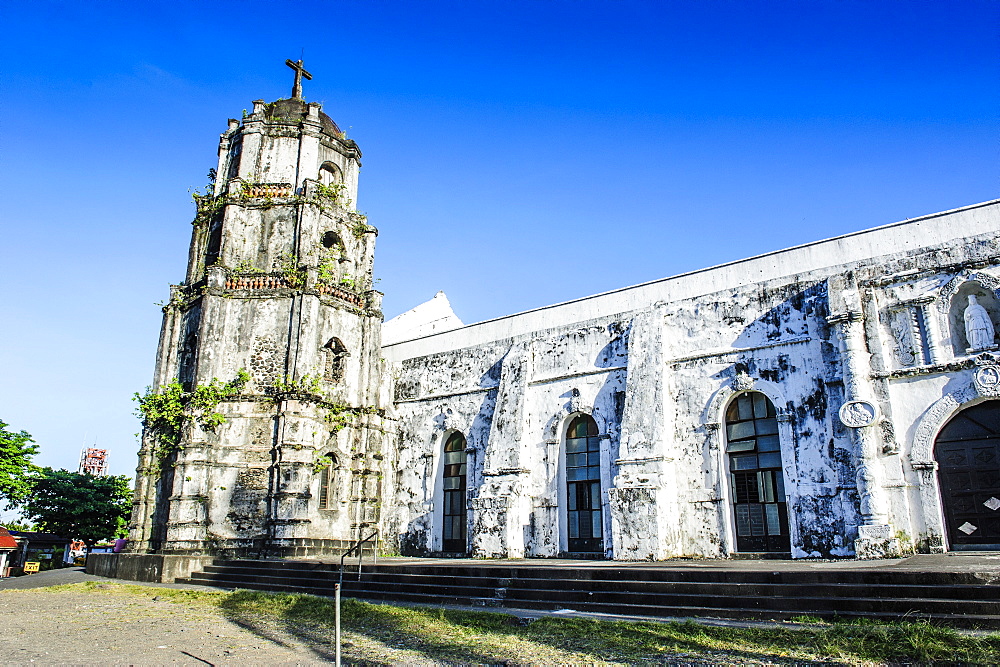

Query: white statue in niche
[964,295,996,351]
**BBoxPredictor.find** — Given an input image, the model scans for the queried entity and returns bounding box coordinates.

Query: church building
[129,67,1000,561]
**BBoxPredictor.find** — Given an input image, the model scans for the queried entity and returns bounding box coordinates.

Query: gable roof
[0,527,18,549]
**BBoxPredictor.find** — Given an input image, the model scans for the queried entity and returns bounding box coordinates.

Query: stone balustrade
[222,273,368,308]
[242,182,294,198]
[317,283,366,307]
[225,272,292,290]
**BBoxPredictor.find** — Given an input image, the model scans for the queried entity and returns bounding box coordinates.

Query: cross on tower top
[285,58,312,100]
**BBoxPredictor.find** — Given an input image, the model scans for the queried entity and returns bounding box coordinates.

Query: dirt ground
[6,564,991,665]
[0,568,800,665]
[0,569,626,665]
[0,582,812,666]
[0,584,338,665]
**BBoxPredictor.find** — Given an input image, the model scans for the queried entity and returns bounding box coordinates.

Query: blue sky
[0,0,996,489]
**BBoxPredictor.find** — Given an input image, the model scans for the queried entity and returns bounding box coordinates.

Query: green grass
[23,582,1000,664]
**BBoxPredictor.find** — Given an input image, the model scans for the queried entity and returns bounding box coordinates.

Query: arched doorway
[725,391,790,553]
[565,414,604,554]
[441,432,468,553]
[935,401,1000,550]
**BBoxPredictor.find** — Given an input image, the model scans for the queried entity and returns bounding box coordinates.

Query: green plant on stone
[277,253,304,288]
[232,259,265,275]
[315,181,346,204]
[317,251,339,286]
[191,192,224,226]
[272,373,323,395]
[350,212,369,238]
[312,453,336,473]
[134,370,250,466]
[324,402,352,433]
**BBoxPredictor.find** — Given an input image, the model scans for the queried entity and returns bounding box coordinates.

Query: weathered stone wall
[384,201,1000,560]
[130,95,386,558]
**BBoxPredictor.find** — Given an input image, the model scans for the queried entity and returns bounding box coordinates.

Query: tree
[21,468,133,545]
[0,419,39,509]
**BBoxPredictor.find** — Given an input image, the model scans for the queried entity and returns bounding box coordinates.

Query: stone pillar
[236,101,265,181]
[295,103,323,193]
[471,343,531,558]
[214,119,240,196]
[609,308,674,560]
[126,440,161,552]
[266,399,318,555]
[151,288,184,391]
[916,299,943,364]
[912,461,946,553]
[827,275,901,559]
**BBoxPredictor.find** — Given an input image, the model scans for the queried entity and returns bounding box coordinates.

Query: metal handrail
[338,529,379,584]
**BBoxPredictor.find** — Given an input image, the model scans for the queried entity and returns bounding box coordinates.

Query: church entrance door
[935,401,1000,550]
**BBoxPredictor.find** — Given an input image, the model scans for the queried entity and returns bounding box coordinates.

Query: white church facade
[128,71,1000,561]
[382,200,1000,560]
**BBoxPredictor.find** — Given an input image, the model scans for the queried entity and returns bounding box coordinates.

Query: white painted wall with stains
[383,200,1000,560]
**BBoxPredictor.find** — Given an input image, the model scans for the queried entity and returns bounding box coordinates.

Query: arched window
[318,162,342,187]
[322,338,349,383]
[317,453,338,510]
[725,392,790,553]
[566,414,603,554]
[442,432,467,553]
[321,230,343,251]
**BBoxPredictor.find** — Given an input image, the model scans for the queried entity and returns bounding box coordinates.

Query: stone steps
[176,559,1000,628]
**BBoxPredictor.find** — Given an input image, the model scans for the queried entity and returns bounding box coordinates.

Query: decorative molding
[974,364,1000,397]
[394,384,498,404]
[872,358,975,380]
[703,377,789,428]
[482,467,531,476]
[732,372,755,392]
[615,456,666,466]
[666,336,811,366]
[860,255,1000,288]
[527,365,626,386]
[888,296,935,311]
[911,386,977,463]
[936,271,1000,312]
[826,312,862,326]
[567,388,593,416]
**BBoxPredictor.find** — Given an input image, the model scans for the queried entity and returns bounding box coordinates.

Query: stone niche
[947,281,1000,356]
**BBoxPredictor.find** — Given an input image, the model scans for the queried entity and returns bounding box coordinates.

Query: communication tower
[79,448,108,476]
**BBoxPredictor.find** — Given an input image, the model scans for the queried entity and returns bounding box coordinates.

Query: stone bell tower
[129,61,389,557]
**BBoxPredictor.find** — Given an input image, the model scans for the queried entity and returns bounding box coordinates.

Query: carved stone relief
[887,308,916,367]
[974,354,1000,397]
[965,295,997,352]
[937,271,1000,311]
[839,400,877,428]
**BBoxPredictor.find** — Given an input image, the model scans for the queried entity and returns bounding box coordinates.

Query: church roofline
[383,199,1000,359]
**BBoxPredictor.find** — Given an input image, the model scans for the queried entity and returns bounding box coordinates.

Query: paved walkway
[0,565,219,591]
